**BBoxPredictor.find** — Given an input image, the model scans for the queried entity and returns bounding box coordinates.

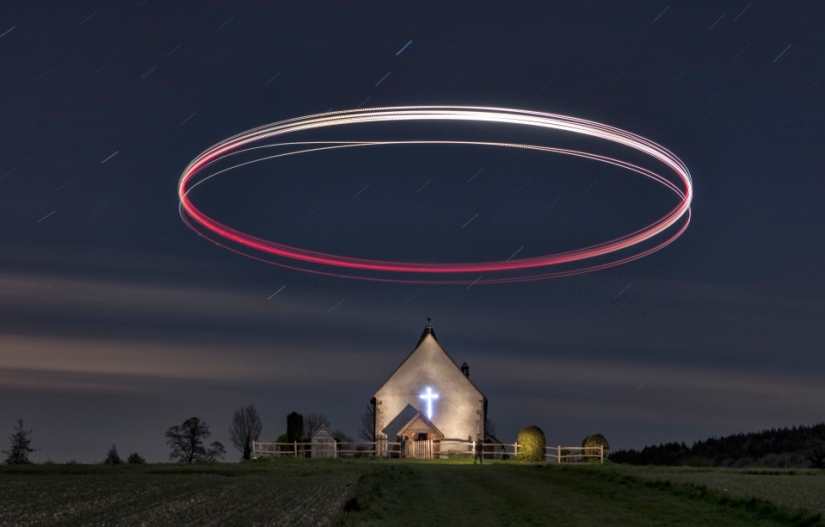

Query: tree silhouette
[806,440,825,469]
[286,412,304,444]
[3,419,37,465]
[303,413,330,440]
[610,423,825,467]
[229,405,263,461]
[359,404,374,441]
[104,444,122,465]
[127,452,146,464]
[165,417,225,463]
[485,418,498,438]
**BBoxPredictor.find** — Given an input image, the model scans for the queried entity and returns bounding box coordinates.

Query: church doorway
[397,413,444,459]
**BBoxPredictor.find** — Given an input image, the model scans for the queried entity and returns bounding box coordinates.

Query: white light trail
[396,40,413,55]
[178,106,693,284]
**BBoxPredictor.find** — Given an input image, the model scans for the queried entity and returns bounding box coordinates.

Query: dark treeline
[610,423,825,468]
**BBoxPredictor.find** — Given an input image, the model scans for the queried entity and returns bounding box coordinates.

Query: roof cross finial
[426,317,432,330]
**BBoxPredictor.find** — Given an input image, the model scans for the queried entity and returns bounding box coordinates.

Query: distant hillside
[610,423,825,468]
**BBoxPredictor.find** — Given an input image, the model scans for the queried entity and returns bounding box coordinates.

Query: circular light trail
[178,106,692,284]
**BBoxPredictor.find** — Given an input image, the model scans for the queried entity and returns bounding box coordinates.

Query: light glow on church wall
[374,331,485,442]
[419,386,439,420]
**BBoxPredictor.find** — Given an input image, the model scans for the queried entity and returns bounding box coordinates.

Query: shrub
[582,433,610,462]
[517,425,546,462]
[127,452,146,464]
[276,433,291,452]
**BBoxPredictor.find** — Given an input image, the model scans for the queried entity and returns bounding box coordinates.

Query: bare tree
[165,417,225,463]
[3,418,37,465]
[229,404,263,460]
[303,414,330,440]
[359,403,375,441]
[485,418,497,439]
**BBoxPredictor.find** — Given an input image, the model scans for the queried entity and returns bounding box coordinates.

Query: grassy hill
[340,462,823,526]
[1,460,822,526]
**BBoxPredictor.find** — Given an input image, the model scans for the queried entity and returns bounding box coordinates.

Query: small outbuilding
[310,424,336,458]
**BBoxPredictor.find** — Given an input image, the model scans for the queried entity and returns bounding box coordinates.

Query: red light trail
[178,106,693,284]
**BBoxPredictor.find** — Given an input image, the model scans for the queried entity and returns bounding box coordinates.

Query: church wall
[375,334,485,443]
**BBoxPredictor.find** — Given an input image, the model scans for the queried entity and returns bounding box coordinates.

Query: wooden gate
[404,439,436,459]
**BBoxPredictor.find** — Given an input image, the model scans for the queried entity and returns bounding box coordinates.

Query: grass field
[338,462,823,527]
[1,460,822,526]
[629,466,825,517]
[0,462,359,526]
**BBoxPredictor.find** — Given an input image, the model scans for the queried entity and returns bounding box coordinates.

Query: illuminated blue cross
[419,386,439,420]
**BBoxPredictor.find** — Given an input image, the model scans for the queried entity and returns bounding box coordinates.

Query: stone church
[372,323,487,457]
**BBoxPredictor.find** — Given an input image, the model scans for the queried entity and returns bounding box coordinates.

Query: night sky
[2,1,823,463]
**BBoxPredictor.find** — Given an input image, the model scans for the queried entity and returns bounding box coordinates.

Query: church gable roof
[397,411,444,438]
[374,324,485,399]
[310,424,335,441]
[381,403,420,438]
[414,323,438,349]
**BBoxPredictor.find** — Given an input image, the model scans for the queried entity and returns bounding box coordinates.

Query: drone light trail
[178,106,693,284]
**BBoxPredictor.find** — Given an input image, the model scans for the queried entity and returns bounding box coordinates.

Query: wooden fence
[252,440,603,463]
[463,442,604,464]
[438,442,604,464]
[252,440,401,459]
[545,445,604,464]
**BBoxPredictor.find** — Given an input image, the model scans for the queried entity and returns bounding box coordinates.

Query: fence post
[251,440,256,458]
[294,441,297,458]
[514,441,518,458]
[600,445,604,464]
[557,445,561,464]
[334,441,338,459]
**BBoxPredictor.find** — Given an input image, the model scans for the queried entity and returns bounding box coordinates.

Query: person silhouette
[474,437,483,465]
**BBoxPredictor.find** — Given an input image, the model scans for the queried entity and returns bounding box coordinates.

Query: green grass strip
[580,466,823,527]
